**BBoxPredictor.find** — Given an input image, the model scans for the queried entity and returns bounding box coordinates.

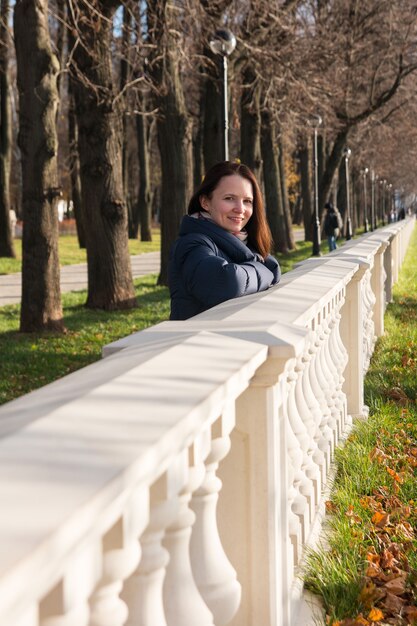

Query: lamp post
[310,115,322,256]
[209,28,236,161]
[343,147,352,240]
[388,183,393,221]
[361,167,369,232]
[370,169,375,230]
[380,179,386,226]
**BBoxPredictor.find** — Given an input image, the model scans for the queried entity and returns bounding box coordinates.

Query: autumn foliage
[306,227,417,626]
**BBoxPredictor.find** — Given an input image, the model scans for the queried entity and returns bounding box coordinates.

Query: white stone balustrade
[0,217,414,626]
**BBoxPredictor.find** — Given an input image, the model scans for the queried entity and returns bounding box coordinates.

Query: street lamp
[361,167,369,233]
[380,179,386,226]
[309,115,322,256]
[343,147,352,240]
[209,28,236,161]
[388,183,393,221]
[370,169,375,230]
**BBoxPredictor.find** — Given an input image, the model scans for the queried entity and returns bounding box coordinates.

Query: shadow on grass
[0,277,170,406]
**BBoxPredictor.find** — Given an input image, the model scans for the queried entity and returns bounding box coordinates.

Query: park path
[0,251,161,307]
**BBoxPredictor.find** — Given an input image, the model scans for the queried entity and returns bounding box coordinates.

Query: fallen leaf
[366,562,382,578]
[382,591,405,613]
[384,574,407,596]
[368,607,384,622]
[326,500,338,513]
[372,511,390,528]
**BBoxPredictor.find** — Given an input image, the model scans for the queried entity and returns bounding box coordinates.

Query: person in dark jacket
[323,202,343,252]
[169,161,281,320]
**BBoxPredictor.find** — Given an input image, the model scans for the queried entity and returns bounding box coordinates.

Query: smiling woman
[168,161,281,320]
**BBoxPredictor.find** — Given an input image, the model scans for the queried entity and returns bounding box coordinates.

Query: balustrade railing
[0,217,414,626]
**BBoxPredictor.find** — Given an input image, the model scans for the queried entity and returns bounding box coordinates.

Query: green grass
[304,225,417,625]
[0,275,169,405]
[0,230,161,275]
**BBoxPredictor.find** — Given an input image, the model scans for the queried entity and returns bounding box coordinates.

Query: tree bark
[319,129,348,210]
[70,0,136,309]
[136,101,153,242]
[240,65,262,179]
[14,0,64,332]
[148,0,191,285]
[0,0,15,258]
[277,135,296,251]
[260,110,287,253]
[202,53,223,170]
[68,87,85,248]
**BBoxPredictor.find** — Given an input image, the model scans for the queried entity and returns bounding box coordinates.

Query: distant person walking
[323,202,343,252]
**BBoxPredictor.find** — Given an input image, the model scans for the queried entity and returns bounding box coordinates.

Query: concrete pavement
[0,251,161,307]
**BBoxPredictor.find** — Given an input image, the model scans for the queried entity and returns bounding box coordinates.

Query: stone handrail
[0,217,414,626]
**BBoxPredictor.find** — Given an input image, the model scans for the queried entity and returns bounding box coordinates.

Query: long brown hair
[187,161,273,258]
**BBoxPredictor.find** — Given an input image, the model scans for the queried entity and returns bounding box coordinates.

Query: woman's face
[200,174,254,234]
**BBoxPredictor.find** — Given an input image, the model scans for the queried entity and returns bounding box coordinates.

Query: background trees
[2,0,417,331]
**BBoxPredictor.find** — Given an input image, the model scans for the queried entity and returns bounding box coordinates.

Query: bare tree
[14,0,64,332]
[68,0,136,309]
[147,0,192,285]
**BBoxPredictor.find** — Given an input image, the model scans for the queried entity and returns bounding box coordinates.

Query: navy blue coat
[169,215,281,320]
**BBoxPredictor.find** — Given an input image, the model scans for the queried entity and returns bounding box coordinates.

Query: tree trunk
[121,4,135,238]
[68,87,85,248]
[337,157,347,234]
[14,0,64,332]
[277,135,296,251]
[203,55,222,170]
[70,0,136,309]
[260,110,287,254]
[193,88,205,191]
[136,102,153,242]
[240,65,262,179]
[0,0,15,258]
[299,139,313,242]
[319,129,348,210]
[148,0,191,286]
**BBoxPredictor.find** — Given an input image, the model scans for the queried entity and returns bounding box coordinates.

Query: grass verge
[0,230,161,275]
[0,275,169,405]
[304,225,417,626]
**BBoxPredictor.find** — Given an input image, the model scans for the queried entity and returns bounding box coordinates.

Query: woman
[169,161,281,320]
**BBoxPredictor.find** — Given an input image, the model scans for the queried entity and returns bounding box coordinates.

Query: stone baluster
[362,268,376,372]
[317,312,341,447]
[371,242,388,337]
[311,318,338,453]
[40,541,101,626]
[190,404,241,626]
[340,261,370,420]
[283,363,311,551]
[122,477,180,626]
[89,488,149,626]
[383,235,394,305]
[288,357,321,516]
[328,293,349,434]
[301,333,331,482]
[294,347,326,494]
[163,448,214,626]
[321,304,344,443]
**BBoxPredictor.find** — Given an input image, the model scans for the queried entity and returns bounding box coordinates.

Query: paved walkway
[0,252,161,307]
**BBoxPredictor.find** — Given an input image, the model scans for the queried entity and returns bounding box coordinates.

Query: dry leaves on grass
[326,409,417,626]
